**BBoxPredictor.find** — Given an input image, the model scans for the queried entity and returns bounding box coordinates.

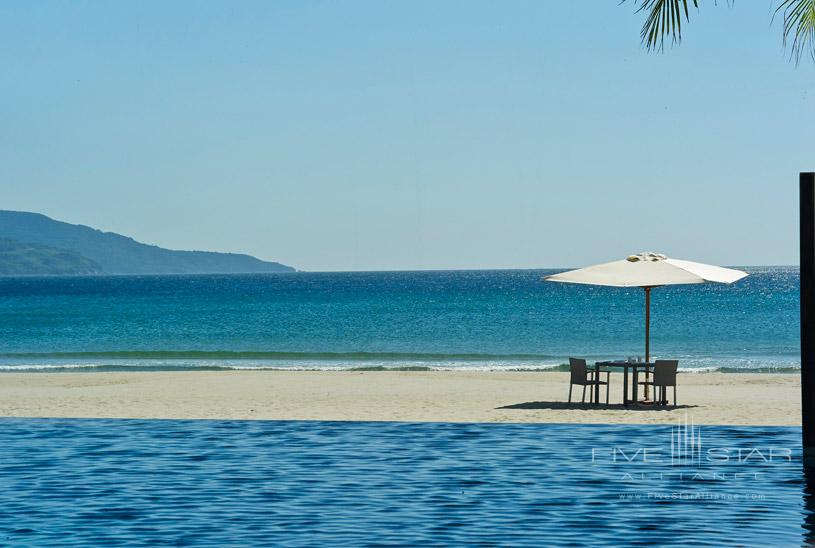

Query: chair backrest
[653,360,678,386]
[569,357,587,384]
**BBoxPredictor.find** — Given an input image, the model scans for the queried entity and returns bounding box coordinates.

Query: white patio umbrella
[545,252,748,396]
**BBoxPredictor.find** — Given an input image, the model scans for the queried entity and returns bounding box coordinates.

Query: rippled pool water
[0,419,809,546]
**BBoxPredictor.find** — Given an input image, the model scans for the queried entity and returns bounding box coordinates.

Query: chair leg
[582,385,586,403]
[673,385,677,406]
[568,384,572,403]
[606,381,610,404]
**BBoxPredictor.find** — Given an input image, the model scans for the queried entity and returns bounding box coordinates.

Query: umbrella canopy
[545,253,747,399]
[545,252,747,288]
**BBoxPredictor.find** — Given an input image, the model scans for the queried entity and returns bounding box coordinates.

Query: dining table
[593,361,654,405]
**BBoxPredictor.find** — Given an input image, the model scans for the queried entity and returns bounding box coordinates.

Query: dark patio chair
[639,359,678,405]
[568,357,609,404]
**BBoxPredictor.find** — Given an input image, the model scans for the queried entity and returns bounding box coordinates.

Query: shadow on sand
[496,401,698,412]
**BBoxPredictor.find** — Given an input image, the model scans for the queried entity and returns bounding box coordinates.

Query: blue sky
[2,1,813,271]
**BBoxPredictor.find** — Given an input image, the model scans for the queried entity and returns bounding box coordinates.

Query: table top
[594,360,654,368]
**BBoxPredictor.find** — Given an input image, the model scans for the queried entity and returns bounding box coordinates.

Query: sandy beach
[0,371,800,426]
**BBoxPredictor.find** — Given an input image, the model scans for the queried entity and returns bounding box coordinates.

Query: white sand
[0,371,799,425]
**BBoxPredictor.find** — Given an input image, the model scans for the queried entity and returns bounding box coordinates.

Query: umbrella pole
[644,287,651,400]
[645,287,650,362]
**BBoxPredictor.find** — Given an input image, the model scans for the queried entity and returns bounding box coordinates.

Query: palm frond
[775,0,815,64]
[634,0,700,51]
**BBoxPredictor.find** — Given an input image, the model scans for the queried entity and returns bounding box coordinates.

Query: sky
[1,1,813,271]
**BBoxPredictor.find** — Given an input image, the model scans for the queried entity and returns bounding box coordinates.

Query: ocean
[0,266,798,373]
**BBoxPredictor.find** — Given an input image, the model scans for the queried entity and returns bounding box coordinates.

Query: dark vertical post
[801,172,815,466]
[644,286,651,400]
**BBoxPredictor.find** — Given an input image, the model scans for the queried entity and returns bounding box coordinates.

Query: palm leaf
[775,0,815,63]
[634,0,700,51]
[630,1,814,64]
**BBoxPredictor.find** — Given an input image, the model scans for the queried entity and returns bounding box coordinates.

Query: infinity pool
[0,419,809,546]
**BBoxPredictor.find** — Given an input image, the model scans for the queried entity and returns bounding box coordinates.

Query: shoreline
[0,370,800,426]
[0,365,802,374]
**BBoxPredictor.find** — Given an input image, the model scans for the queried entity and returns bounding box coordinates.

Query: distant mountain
[0,238,104,276]
[0,211,295,275]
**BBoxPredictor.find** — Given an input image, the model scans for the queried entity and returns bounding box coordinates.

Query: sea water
[0,266,797,373]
